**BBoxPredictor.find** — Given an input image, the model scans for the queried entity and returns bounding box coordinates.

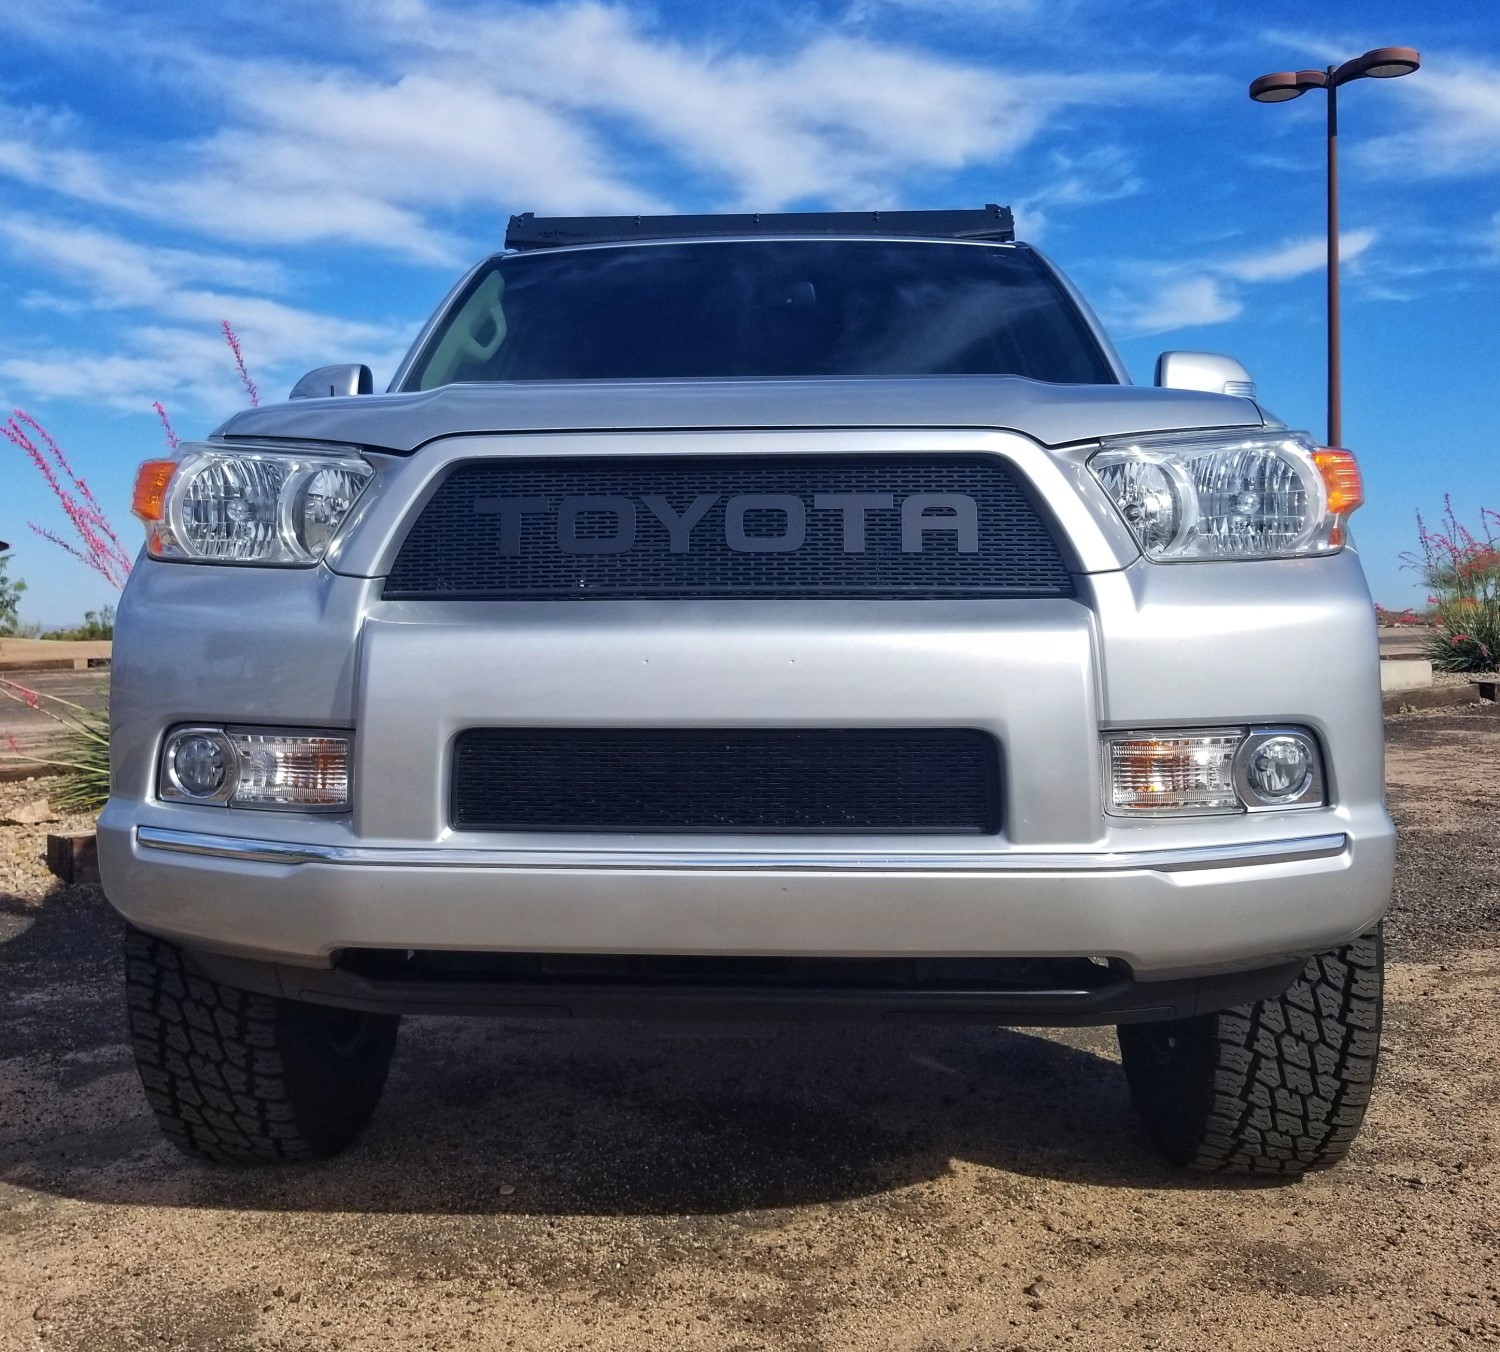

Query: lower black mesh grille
[385,454,1072,600]
[451,728,1001,833]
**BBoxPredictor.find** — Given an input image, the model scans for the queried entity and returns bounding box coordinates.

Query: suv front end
[103,211,1393,1174]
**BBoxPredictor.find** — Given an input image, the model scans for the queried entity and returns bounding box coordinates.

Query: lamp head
[1249,72,1304,102]
[1249,68,1330,102]
[1334,46,1421,85]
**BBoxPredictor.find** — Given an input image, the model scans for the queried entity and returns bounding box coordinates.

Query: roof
[503,205,1015,252]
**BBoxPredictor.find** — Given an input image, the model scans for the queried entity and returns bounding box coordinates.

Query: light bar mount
[505,204,1015,252]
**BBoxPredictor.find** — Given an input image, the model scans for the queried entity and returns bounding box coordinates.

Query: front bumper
[98,815,1393,989]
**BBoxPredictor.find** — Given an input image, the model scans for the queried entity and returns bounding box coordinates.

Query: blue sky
[1,0,1496,624]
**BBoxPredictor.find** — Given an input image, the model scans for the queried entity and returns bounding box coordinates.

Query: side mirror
[1155,351,1256,399]
[289,364,374,401]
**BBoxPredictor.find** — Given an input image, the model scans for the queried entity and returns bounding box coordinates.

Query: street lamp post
[1249,47,1420,448]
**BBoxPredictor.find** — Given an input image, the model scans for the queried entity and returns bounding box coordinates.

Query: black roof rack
[504,205,1014,252]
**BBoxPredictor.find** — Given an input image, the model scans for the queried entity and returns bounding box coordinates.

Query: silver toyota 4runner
[103,206,1392,1174]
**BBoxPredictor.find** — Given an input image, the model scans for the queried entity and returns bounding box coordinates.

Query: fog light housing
[1234,728,1323,808]
[159,726,351,811]
[1105,725,1325,816]
[161,729,237,804]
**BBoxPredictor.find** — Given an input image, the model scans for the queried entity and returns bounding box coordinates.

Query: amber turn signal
[131,459,178,522]
[1312,448,1364,517]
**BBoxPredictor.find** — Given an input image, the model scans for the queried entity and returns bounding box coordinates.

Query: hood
[215,376,1265,454]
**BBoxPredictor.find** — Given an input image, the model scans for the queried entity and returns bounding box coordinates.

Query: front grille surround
[451,727,1003,834]
[385,453,1072,600]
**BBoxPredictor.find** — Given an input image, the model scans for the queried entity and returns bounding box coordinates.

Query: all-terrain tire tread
[125,927,396,1164]
[1121,928,1383,1177]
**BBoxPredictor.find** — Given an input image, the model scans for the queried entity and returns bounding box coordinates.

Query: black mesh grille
[386,455,1071,600]
[451,728,1001,833]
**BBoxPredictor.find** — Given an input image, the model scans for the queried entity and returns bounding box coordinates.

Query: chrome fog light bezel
[159,727,239,805]
[157,724,353,812]
[1233,727,1325,811]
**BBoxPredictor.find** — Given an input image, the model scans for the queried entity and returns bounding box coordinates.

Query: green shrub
[0,553,25,636]
[1426,600,1500,674]
[48,705,111,813]
[42,606,115,641]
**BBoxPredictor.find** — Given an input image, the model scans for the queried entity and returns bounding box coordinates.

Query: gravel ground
[2,709,1499,1351]
[1431,670,1499,689]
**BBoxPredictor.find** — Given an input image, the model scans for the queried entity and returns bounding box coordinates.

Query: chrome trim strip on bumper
[134,826,1349,874]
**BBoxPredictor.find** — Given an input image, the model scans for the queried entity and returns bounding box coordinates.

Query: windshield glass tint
[408,240,1114,388]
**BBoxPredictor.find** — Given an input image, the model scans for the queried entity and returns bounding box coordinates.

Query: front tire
[125,926,399,1163]
[1118,929,1382,1175]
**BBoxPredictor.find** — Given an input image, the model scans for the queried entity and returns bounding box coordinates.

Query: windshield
[405,239,1115,388]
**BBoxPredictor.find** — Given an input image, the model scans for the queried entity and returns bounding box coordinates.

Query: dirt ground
[2,705,1498,1351]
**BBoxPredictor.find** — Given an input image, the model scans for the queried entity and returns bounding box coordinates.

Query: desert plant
[0,678,111,812]
[2,411,133,588]
[5,320,260,592]
[1407,498,1500,605]
[1,323,261,808]
[1427,601,1500,675]
[1403,500,1500,673]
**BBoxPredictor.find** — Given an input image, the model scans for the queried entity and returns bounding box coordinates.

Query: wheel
[1117,928,1383,1175]
[124,926,400,1163]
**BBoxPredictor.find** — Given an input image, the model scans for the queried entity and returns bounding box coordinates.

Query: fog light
[158,726,351,810]
[161,729,237,803]
[1105,731,1242,816]
[1235,729,1323,808]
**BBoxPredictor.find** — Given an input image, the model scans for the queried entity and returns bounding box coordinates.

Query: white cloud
[376,2,1151,211]
[0,216,287,305]
[1109,275,1241,338]
[850,0,1046,14]
[1104,230,1377,337]
[1013,146,1143,239]
[0,215,409,412]
[1357,62,1500,179]
[0,1,1174,262]
[1220,230,1374,283]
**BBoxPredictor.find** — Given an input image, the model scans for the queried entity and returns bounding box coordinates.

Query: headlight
[132,441,374,565]
[1090,431,1362,561]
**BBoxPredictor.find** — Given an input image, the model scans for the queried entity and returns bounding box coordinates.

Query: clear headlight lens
[1091,432,1362,561]
[159,726,351,810]
[1104,726,1325,816]
[134,441,374,565]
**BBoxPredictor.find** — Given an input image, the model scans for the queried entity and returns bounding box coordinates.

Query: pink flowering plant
[3,324,261,803]
[2,410,134,589]
[1403,498,1500,673]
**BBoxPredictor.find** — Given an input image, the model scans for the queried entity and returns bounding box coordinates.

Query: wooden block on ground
[45,832,100,886]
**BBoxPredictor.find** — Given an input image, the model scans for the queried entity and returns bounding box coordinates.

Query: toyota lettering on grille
[472,492,980,555]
